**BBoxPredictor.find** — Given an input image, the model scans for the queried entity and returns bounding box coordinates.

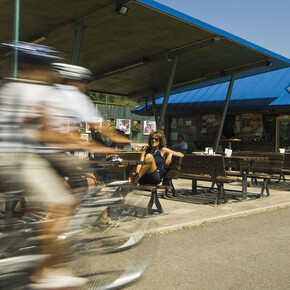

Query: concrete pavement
[132,179,290,234]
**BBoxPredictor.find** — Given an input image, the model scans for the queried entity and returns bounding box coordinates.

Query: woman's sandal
[131,172,140,185]
[95,216,119,228]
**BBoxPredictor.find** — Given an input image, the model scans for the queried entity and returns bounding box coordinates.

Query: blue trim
[133,67,290,113]
[136,0,290,64]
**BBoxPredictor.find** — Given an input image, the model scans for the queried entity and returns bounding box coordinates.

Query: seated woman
[129,130,184,185]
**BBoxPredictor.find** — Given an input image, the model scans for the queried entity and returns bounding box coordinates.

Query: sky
[155,0,290,59]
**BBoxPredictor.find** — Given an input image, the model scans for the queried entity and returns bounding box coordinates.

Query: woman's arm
[162,147,184,158]
[162,147,184,166]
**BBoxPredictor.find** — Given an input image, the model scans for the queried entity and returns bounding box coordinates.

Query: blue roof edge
[136,0,290,64]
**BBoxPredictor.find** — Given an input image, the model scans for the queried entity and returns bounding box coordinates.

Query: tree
[89,92,144,107]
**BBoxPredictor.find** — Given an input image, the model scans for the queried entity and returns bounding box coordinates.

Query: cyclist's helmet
[1,41,63,63]
[52,63,93,81]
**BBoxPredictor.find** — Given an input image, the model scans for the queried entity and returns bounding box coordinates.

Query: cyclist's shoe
[28,275,87,289]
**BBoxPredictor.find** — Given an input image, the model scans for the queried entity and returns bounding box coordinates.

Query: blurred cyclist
[0,42,87,288]
[51,63,123,226]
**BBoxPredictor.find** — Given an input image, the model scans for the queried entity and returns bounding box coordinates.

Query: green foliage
[89,92,144,107]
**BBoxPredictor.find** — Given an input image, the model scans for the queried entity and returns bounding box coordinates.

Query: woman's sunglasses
[151,137,159,141]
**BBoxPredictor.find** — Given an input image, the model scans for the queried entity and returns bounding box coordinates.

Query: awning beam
[71,21,85,65]
[12,0,20,78]
[151,95,158,124]
[129,58,270,99]
[157,54,179,130]
[214,74,235,152]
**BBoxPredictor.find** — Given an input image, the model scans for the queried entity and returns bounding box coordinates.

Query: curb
[147,201,290,235]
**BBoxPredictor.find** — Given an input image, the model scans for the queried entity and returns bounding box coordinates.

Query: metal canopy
[133,67,290,115]
[0,0,290,98]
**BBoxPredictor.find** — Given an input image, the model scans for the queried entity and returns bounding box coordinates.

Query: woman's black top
[145,146,165,174]
[139,146,165,185]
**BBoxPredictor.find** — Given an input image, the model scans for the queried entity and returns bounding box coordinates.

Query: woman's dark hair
[148,130,166,148]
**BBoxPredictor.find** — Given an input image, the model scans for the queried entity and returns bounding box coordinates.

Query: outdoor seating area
[117,150,290,210]
[86,149,290,213]
[1,0,290,288]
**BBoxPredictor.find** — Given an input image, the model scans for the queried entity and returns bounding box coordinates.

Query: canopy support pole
[12,0,20,78]
[214,74,235,152]
[157,54,179,130]
[151,95,158,124]
[71,21,84,65]
[105,94,108,120]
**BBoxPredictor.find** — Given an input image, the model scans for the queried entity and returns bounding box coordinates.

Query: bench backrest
[232,151,284,173]
[181,154,227,178]
[162,156,183,179]
[283,153,290,170]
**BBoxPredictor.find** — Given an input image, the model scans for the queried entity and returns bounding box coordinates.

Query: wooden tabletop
[221,139,241,142]
[91,160,150,166]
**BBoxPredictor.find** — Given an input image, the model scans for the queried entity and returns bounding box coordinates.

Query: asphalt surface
[132,206,290,290]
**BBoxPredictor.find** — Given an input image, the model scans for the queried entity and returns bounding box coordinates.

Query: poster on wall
[106,118,115,128]
[171,118,177,129]
[132,120,142,133]
[143,120,156,135]
[86,118,102,133]
[116,119,131,135]
[185,120,192,126]
[170,132,178,140]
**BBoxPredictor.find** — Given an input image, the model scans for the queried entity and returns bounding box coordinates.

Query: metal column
[214,74,235,152]
[71,21,84,65]
[12,0,20,78]
[157,54,179,130]
[151,95,159,124]
[105,94,108,120]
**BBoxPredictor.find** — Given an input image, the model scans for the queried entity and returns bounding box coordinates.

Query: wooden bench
[137,156,183,214]
[178,154,238,205]
[278,153,290,182]
[225,151,284,197]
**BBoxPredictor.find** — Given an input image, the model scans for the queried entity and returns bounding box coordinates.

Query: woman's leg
[130,154,157,184]
[139,154,157,177]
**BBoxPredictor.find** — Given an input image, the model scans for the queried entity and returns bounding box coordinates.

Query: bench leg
[260,179,270,197]
[278,173,286,183]
[5,199,19,218]
[4,190,25,218]
[19,197,28,208]
[265,180,270,196]
[163,178,175,197]
[260,180,265,197]
[215,183,227,205]
[147,189,164,214]
[191,180,197,195]
[209,182,216,192]
[241,172,247,200]
[250,177,258,187]
[221,183,227,203]
[171,181,176,197]
[165,179,176,197]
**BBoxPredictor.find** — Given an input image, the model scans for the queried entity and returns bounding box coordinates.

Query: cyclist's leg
[18,153,85,285]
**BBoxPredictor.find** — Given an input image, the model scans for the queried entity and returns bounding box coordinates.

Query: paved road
[132,207,290,290]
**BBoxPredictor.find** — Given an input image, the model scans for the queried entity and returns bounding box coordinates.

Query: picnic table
[225,155,271,198]
[178,154,238,204]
